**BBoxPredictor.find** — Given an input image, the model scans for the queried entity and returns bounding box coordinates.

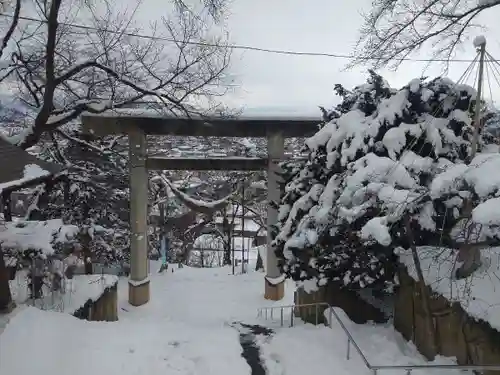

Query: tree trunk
[456,216,482,279]
[81,231,93,274]
[222,217,231,265]
[405,216,438,359]
[27,180,55,220]
[255,250,264,271]
[0,247,15,313]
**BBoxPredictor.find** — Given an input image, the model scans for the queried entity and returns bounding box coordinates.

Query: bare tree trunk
[405,216,438,359]
[255,250,264,271]
[222,216,231,265]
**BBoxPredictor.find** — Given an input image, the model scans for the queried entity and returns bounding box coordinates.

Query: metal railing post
[290,307,294,327]
[315,304,318,325]
[280,307,284,327]
[347,338,351,360]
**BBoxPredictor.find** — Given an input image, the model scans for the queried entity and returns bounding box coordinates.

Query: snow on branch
[352,0,500,69]
[151,174,234,215]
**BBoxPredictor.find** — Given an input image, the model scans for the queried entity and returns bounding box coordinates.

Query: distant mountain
[241,106,320,118]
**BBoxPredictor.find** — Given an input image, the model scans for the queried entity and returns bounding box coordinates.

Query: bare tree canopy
[0,0,232,149]
[352,0,499,69]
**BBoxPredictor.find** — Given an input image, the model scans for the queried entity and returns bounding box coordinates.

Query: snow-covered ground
[0,262,465,375]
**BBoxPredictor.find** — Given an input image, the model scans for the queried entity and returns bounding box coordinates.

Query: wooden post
[241,181,245,274]
[128,127,150,306]
[265,132,285,300]
[0,246,15,313]
[2,191,12,222]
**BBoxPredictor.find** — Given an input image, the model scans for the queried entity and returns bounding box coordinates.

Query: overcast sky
[227,0,500,115]
[226,0,500,116]
[14,0,500,117]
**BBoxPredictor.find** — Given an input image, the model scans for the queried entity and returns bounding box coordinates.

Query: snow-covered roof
[0,138,62,193]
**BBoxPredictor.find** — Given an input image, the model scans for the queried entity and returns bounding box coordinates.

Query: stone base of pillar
[264,278,285,301]
[128,280,150,306]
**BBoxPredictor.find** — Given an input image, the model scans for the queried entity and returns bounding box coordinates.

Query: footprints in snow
[231,322,285,375]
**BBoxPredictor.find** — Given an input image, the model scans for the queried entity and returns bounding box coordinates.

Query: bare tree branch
[350,0,499,70]
[0,0,21,60]
[2,0,232,149]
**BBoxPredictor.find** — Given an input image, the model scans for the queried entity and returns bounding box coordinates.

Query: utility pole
[232,203,235,275]
[470,38,487,159]
[241,180,245,274]
[456,37,487,280]
[232,232,235,275]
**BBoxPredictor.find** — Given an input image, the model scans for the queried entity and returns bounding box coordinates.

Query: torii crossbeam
[81,112,319,306]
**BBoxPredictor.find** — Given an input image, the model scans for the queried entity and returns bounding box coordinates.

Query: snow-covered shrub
[0,219,79,258]
[274,71,500,292]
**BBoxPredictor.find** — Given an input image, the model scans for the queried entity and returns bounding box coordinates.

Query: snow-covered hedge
[274,71,500,293]
[0,218,79,256]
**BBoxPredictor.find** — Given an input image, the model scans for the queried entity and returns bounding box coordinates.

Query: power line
[0,12,485,63]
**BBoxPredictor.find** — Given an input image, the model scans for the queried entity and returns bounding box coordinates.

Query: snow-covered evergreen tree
[37,131,134,270]
[274,71,500,292]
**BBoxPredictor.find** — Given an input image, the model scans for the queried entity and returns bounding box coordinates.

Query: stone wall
[73,282,118,322]
[294,283,387,325]
[395,267,500,375]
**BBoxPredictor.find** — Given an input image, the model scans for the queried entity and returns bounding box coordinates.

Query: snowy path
[0,264,466,375]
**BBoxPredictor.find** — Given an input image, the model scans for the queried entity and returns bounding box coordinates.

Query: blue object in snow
[160,236,169,265]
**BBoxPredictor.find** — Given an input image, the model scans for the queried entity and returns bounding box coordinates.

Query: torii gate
[82,113,318,306]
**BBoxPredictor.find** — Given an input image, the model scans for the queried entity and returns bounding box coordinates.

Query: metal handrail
[257,302,329,327]
[257,302,500,374]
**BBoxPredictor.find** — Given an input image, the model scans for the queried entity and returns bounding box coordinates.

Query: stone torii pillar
[265,132,285,300]
[128,127,150,306]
